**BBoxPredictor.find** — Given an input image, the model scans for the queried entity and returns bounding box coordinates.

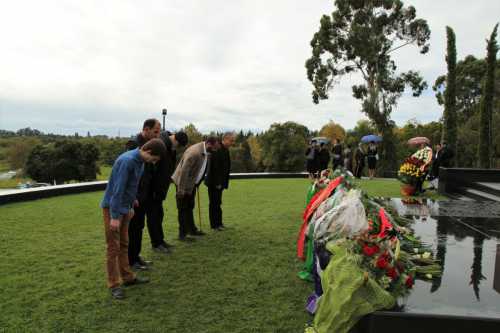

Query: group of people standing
[100,118,235,299]
[305,139,379,179]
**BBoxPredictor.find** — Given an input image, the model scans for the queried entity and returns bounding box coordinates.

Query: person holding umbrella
[366,141,378,179]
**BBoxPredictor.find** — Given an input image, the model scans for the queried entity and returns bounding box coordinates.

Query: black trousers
[208,187,223,229]
[176,188,199,238]
[354,161,364,178]
[128,200,165,265]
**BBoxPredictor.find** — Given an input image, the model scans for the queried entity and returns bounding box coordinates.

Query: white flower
[425,274,433,279]
[422,252,431,259]
[413,248,419,253]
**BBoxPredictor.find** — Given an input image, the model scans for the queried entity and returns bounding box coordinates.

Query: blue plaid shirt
[100,148,144,219]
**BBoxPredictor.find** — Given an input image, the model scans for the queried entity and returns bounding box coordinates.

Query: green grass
[0,178,441,332]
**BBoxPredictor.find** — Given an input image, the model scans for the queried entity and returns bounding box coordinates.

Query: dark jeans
[128,200,165,265]
[208,187,223,229]
[176,188,199,238]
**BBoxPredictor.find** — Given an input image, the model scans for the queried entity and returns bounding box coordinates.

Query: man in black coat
[205,132,235,231]
[127,118,188,270]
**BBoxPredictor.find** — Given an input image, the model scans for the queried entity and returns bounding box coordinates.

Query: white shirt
[195,142,208,185]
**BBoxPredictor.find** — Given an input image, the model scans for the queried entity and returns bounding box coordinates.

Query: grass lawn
[0,178,441,332]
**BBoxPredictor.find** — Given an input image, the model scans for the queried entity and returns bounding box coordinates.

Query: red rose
[386,267,398,279]
[376,256,388,269]
[363,244,380,257]
[405,276,414,288]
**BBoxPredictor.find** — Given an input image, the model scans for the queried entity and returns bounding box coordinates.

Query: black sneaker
[137,256,152,266]
[190,230,206,236]
[110,287,125,300]
[162,242,174,248]
[123,276,150,287]
[178,235,195,242]
[131,262,148,271]
[152,244,170,254]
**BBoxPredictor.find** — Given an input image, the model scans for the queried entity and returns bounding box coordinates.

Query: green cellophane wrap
[298,228,315,281]
[309,242,395,333]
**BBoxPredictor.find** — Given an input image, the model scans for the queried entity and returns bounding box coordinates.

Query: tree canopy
[306,0,430,170]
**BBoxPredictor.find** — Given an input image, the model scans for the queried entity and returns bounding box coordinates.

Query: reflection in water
[471,234,487,300]
[389,198,500,317]
[495,244,500,294]
[431,218,447,293]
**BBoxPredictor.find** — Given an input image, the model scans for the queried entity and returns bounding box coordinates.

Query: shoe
[110,287,125,300]
[131,262,148,271]
[162,242,174,248]
[218,225,226,230]
[190,230,206,236]
[178,235,195,242]
[152,244,170,254]
[137,256,152,266]
[123,276,150,287]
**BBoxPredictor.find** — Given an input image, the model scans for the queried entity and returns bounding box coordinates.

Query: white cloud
[0,0,498,136]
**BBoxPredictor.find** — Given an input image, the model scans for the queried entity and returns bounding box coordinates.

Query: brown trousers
[103,208,136,288]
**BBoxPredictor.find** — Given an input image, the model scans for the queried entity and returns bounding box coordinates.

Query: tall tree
[306,0,430,171]
[478,24,499,168]
[442,26,457,166]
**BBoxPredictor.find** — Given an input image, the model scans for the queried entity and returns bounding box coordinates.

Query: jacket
[171,142,207,196]
[205,146,231,189]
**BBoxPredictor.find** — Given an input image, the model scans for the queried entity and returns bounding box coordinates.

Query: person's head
[142,118,161,140]
[320,142,325,148]
[140,138,166,164]
[222,132,236,149]
[205,136,220,152]
[333,138,338,144]
[311,140,317,146]
[171,131,188,149]
[435,143,442,150]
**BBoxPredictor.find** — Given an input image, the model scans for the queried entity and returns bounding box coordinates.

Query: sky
[0,0,499,137]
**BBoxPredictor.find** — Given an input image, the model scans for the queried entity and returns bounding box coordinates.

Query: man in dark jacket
[205,132,235,231]
[126,118,188,270]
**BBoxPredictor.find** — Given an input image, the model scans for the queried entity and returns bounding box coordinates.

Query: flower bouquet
[299,171,441,333]
[397,157,425,196]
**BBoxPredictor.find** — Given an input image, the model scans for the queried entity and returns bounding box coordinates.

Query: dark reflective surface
[389,199,500,319]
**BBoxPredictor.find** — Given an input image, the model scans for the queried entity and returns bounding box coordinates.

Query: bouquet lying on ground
[298,169,441,333]
[397,157,425,185]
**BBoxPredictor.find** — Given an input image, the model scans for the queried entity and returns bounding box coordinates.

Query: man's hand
[110,218,121,232]
[133,200,139,208]
[176,191,185,199]
[216,185,223,190]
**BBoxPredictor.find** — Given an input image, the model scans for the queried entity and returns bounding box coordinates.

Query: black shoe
[190,230,206,236]
[110,287,125,300]
[131,262,148,271]
[123,276,150,287]
[152,244,170,254]
[137,256,152,266]
[178,235,195,242]
[162,241,174,248]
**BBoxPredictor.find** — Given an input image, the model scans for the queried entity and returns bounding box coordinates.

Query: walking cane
[197,189,202,231]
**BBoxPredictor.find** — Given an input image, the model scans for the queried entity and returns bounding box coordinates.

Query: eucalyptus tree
[306,0,430,170]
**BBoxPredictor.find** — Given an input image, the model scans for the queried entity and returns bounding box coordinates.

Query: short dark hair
[143,118,159,130]
[205,136,218,145]
[175,131,188,147]
[142,138,166,157]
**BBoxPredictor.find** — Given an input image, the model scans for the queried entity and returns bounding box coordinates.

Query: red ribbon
[297,176,344,260]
